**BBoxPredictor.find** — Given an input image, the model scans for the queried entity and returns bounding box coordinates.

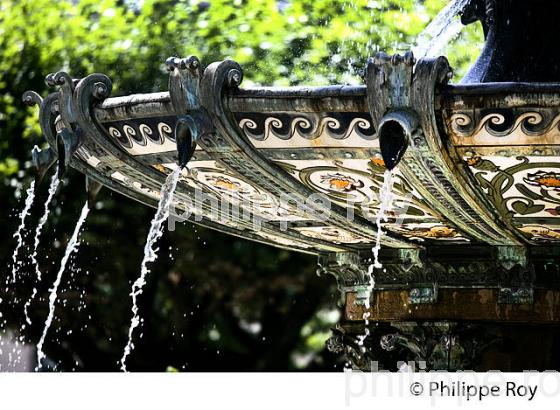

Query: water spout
[412,0,470,59]
[86,176,103,207]
[175,112,209,168]
[175,117,196,168]
[55,127,83,179]
[371,170,395,269]
[356,169,395,351]
[31,145,57,185]
[377,111,417,171]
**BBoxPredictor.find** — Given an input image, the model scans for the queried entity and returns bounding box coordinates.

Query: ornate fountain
[25,0,560,370]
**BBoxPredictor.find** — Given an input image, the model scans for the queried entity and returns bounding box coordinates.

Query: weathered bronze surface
[345,290,560,323]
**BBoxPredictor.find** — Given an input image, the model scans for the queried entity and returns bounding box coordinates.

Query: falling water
[3,182,36,362]
[356,170,395,351]
[412,0,470,59]
[24,175,60,324]
[371,170,395,270]
[36,202,90,370]
[120,167,181,372]
[10,181,36,283]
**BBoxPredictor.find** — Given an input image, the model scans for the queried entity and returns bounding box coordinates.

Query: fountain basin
[39,70,560,252]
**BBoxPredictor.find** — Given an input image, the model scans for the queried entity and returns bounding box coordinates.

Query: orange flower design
[370,157,386,168]
[320,173,364,192]
[152,164,168,173]
[524,171,560,191]
[465,155,482,167]
[207,176,241,191]
[424,226,456,238]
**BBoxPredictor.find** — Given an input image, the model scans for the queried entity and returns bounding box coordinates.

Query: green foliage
[0,0,483,371]
[0,0,482,176]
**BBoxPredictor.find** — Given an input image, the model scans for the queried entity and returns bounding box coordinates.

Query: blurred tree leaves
[1,0,482,177]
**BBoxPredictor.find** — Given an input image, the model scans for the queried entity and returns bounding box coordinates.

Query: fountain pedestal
[321,248,560,370]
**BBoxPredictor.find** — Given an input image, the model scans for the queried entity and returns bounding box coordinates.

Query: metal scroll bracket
[166,56,214,169]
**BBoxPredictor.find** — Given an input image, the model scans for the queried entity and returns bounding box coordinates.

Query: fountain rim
[93,81,560,123]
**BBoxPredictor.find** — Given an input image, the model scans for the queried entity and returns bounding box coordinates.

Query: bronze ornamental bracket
[22,91,58,184]
[318,249,426,300]
[166,56,214,168]
[365,52,522,246]
[24,70,172,204]
[23,76,86,181]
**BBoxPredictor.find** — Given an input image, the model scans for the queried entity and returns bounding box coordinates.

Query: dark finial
[56,135,67,179]
[166,56,201,73]
[226,68,243,88]
[165,56,182,71]
[55,127,84,179]
[92,82,110,99]
[22,91,43,107]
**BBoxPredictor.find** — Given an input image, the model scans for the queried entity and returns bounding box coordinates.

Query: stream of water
[2,180,37,369]
[356,170,395,351]
[412,0,469,59]
[10,181,36,284]
[120,167,181,372]
[24,175,60,325]
[36,202,90,370]
[371,170,395,270]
